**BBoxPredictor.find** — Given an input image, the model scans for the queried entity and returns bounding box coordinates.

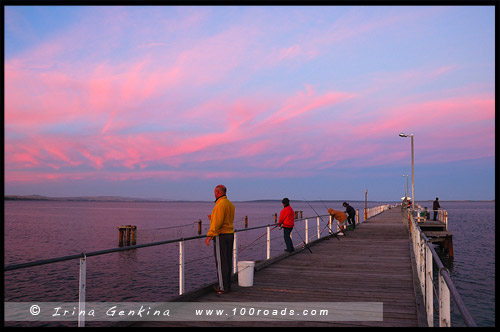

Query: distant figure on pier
[278,198,295,253]
[328,208,348,232]
[343,202,356,229]
[433,197,441,220]
[421,207,430,221]
[205,184,235,294]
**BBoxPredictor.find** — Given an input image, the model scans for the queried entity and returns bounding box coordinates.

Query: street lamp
[399,133,414,211]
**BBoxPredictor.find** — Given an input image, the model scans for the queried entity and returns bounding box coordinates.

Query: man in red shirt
[278,198,295,252]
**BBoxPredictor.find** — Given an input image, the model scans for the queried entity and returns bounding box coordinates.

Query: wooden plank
[424,231,452,237]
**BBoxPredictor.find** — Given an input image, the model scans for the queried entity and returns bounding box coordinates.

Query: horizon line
[4,194,494,203]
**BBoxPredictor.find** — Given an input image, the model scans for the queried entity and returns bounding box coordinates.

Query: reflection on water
[435,244,454,273]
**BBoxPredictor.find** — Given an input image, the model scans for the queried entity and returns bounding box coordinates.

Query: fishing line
[142,221,197,232]
[239,224,279,252]
[184,224,280,265]
[291,226,313,253]
[303,197,340,240]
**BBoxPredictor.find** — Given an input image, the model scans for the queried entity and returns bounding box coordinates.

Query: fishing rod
[278,221,312,254]
[303,198,341,240]
[240,224,280,254]
[292,226,313,254]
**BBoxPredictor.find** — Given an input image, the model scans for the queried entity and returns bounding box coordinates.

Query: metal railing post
[414,228,420,282]
[179,241,184,295]
[266,226,271,260]
[426,245,433,327]
[439,270,451,327]
[305,218,309,244]
[329,215,332,234]
[419,237,425,296]
[78,254,86,328]
[233,232,238,273]
[316,217,320,239]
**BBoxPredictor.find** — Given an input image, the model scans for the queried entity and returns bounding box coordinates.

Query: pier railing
[4,207,370,327]
[414,208,448,230]
[5,204,390,327]
[405,208,476,327]
[365,204,390,219]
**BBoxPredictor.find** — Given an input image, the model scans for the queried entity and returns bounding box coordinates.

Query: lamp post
[399,133,414,211]
[402,174,409,198]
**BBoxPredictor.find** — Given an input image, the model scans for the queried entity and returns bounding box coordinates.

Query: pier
[126,207,423,327]
[417,211,453,257]
[5,203,473,327]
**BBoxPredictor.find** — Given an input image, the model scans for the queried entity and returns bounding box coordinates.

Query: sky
[4,5,495,202]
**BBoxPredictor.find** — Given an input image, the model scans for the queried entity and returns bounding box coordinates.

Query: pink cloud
[343,94,495,164]
[4,8,494,190]
[6,81,357,181]
[259,86,356,131]
[5,53,493,184]
[4,144,42,168]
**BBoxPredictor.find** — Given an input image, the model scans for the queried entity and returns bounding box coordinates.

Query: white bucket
[237,261,255,287]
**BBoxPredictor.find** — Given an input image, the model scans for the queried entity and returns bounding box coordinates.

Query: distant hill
[4,195,167,202]
[4,195,493,203]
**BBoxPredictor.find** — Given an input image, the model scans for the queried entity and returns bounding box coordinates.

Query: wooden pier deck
[127,207,423,327]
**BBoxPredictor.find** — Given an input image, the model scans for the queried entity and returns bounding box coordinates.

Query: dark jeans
[213,233,234,291]
[347,214,356,228]
[283,227,294,252]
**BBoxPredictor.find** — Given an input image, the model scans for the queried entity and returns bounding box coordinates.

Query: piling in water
[118,225,137,247]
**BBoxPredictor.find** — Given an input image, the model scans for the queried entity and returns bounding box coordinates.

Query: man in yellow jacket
[205,184,235,294]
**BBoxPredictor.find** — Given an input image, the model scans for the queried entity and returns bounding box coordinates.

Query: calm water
[4,200,495,326]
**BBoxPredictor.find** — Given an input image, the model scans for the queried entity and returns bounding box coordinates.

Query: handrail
[405,207,476,327]
[413,207,448,230]
[365,204,390,219]
[420,232,476,327]
[3,219,323,272]
[4,206,386,327]
[4,215,324,327]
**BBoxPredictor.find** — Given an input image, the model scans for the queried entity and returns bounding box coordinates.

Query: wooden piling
[245,216,248,228]
[197,219,202,234]
[131,225,136,245]
[118,227,124,246]
[118,225,137,247]
[274,213,277,224]
[444,235,454,257]
[126,226,131,244]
